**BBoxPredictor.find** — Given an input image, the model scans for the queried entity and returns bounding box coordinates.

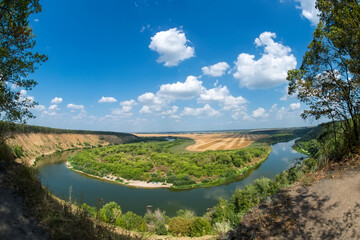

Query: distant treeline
[254,127,315,145]
[0,121,135,139]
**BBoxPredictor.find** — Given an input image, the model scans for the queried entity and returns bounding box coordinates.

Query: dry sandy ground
[227,158,360,239]
[136,133,266,151]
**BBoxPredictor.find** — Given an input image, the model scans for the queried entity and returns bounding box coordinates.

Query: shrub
[99,201,121,223]
[168,217,192,236]
[12,145,24,158]
[116,211,147,232]
[189,217,211,237]
[213,221,231,238]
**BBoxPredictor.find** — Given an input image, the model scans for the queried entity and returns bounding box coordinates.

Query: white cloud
[49,105,59,111]
[149,28,195,67]
[295,0,320,25]
[158,76,203,100]
[18,90,34,103]
[67,103,85,110]
[252,108,269,118]
[120,99,137,112]
[161,105,179,116]
[233,32,297,89]
[161,105,180,119]
[182,104,221,117]
[198,85,247,113]
[138,92,164,106]
[98,96,118,103]
[202,62,230,77]
[289,102,301,111]
[137,76,204,114]
[34,105,46,111]
[276,102,301,120]
[51,97,63,104]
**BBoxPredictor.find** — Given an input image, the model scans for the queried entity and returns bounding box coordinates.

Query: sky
[23,0,323,133]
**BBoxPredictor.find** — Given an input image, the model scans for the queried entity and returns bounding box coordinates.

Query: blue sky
[23,0,322,132]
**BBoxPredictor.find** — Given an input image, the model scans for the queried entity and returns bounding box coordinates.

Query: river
[36,139,305,217]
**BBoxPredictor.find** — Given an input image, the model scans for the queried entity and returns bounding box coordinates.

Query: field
[135,132,267,151]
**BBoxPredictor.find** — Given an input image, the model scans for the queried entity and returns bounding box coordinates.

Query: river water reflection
[37,139,305,216]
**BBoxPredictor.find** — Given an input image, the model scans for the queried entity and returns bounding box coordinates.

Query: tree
[287,0,360,152]
[0,0,47,129]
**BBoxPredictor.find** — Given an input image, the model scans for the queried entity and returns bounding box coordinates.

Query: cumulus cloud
[120,99,137,112]
[289,102,301,111]
[233,32,297,89]
[137,76,204,114]
[182,104,221,117]
[149,28,195,67]
[161,105,180,119]
[67,103,85,110]
[202,62,230,77]
[49,105,59,111]
[275,102,301,120]
[252,107,269,118]
[51,97,63,104]
[295,0,320,25]
[98,96,118,103]
[198,85,247,114]
[158,76,203,100]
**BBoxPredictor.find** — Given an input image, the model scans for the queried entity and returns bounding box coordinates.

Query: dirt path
[227,161,360,239]
[0,167,48,240]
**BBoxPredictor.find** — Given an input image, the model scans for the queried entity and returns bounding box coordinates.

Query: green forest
[69,139,270,188]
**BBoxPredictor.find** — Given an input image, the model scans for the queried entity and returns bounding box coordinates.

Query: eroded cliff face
[6,133,136,165]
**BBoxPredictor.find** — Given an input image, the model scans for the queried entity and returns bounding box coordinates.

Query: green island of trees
[68,138,271,189]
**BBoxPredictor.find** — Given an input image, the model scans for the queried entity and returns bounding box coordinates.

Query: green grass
[168,138,195,153]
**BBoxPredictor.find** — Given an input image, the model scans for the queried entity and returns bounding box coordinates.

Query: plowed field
[135,133,266,152]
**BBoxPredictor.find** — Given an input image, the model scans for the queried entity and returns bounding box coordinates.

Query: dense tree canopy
[0,0,47,127]
[287,0,360,150]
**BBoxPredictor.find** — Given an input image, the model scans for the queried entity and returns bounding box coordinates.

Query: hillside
[227,149,360,239]
[3,123,137,165]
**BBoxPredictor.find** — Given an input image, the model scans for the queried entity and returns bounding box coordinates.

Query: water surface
[37,139,305,216]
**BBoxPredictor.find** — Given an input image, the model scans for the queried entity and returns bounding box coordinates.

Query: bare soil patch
[135,133,267,152]
[227,153,360,240]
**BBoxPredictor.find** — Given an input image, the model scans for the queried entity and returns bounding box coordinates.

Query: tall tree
[287,0,360,151]
[0,0,47,127]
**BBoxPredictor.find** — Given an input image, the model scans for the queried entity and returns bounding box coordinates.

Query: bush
[168,217,192,236]
[189,217,211,237]
[99,201,121,223]
[12,145,24,158]
[116,211,147,232]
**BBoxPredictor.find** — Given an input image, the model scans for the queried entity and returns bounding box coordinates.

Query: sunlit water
[36,139,305,216]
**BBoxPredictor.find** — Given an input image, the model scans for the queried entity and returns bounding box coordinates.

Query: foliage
[189,217,211,237]
[12,145,24,158]
[213,221,231,238]
[168,217,193,236]
[70,139,270,188]
[144,208,167,235]
[0,0,47,128]
[287,0,360,157]
[116,211,147,232]
[1,143,141,239]
[99,201,122,223]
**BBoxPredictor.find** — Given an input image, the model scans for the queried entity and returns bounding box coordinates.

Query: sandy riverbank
[65,162,173,189]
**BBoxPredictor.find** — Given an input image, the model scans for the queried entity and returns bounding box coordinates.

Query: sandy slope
[6,133,134,165]
[227,154,360,240]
